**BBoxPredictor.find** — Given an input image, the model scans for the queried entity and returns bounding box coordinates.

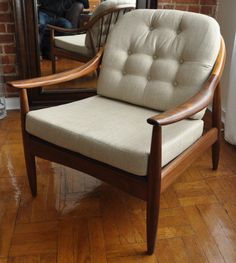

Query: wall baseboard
[6,97,20,110]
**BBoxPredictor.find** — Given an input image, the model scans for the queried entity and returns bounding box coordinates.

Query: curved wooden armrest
[47,24,86,34]
[8,48,103,89]
[147,37,225,126]
[147,75,218,126]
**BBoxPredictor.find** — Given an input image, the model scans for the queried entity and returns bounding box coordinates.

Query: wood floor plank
[207,177,236,204]
[167,238,189,263]
[8,254,57,263]
[108,255,158,263]
[155,239,177,263]
[57,218,90,263]
[9,222,58,257]
[0,196,20,258]
[174,181,218,207]
[184,206,225,263]
[182,236,207,263]
[198,203,236,262]
[88,217,107,263]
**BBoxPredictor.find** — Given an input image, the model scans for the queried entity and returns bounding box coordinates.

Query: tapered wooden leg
[147,126,162,255]
[24,147,37,197]
[52,55,56,74]
[147,187,161,254]
[212,82,221,170]
[20,89,37,197]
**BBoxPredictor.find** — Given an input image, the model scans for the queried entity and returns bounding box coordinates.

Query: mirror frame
[12,0,158,106]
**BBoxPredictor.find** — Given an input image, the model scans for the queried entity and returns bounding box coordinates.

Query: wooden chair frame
[49,4,135,73]
[8,37,225,255]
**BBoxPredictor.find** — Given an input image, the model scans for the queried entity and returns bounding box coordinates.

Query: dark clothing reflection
[38,0,89,58]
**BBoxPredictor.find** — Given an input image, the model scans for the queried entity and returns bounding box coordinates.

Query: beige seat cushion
[26,96,203,176]
[54,34,92,57]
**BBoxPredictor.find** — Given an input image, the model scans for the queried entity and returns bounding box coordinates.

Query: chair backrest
[97,9,221,117]
[85,1,135,53]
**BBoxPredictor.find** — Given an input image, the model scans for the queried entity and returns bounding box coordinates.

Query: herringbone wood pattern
[1,111,236,262]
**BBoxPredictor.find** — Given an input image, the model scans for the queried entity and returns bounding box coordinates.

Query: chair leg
[23,134,37,197]
[147,191,161,255]
[212,140,220,170]
[52,55,56,74]
[212,82,221,170]
[25,151,37,197]
[146,125,162,255]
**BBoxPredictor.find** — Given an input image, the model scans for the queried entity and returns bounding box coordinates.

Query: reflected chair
[39,1,85,59]
[49,1,135,73]
[9,9,225,254]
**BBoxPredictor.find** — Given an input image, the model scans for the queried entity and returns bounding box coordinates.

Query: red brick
[175,0,199,3]
[200,5,214,15]
[200,0,217,5]
[0,34,14,43]
[163,4,175,9]
[0,13,13,23]
[3,44,16,54]
[6,23,15,33]
[188,5,200,12]
[0,23,6,32]
[1,54,16,64]
[3,64,16,74]
[0,2,9,12]
[175,5,188,11]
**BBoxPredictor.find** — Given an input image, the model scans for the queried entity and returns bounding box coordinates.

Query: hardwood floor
[1,111,236,262]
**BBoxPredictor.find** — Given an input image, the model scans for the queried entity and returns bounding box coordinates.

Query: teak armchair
[9,10,225,254]
[49,2,135,73]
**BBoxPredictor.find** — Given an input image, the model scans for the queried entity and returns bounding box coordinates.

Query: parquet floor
[1,111,236,262]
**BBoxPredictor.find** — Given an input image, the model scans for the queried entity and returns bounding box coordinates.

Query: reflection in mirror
[37,0,136,94]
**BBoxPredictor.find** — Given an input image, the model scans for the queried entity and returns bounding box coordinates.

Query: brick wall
[0,0,17,97]
[0,0,218,97]
[158,0,218,17]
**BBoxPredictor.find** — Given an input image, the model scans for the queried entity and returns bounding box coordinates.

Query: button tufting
[177,29,181,34]
[123,70,127,75]
[153,55,157,59]
[150,26,154,31]
[128,50,132,55]
[147,75,151,81]
[180,59,184,64]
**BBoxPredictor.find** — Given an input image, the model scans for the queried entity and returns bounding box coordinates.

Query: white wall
[217,0,236,112]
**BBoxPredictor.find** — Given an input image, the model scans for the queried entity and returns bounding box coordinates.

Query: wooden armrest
[147,37,225,126]
[47,24,86,34]
[8,48,103,89]
[147,75,218,126]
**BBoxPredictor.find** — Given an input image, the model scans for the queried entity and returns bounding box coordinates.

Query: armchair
[9,9,225,254]
[49,2,135,73]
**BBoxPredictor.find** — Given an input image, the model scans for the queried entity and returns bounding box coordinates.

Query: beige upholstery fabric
[97,9,221,118]
[54,34,92,57]
[26,96,203,176]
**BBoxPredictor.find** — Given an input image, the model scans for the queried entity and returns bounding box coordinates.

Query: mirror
[38,0,102,95]
[12,0,157,107]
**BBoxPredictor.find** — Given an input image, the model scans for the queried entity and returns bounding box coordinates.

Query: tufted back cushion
[85,0,135,50]
[97,9,221,116]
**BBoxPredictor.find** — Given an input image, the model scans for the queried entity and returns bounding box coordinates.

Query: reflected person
[38,0,89,59]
